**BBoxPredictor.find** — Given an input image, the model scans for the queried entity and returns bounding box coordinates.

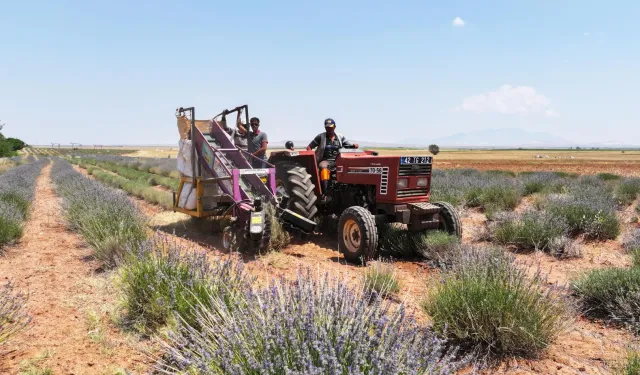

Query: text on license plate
[401,156,432,165]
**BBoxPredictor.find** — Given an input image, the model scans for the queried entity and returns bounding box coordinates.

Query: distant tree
[0,141,12,157]
[0,121,20,157]
[5,138,26,151]
[428,144,440,155]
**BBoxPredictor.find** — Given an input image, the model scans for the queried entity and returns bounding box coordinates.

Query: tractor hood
[335,152,433,204]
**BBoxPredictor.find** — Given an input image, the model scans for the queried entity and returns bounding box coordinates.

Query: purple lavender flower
[157,267,468,374]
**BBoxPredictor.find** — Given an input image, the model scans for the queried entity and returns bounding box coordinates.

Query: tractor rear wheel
[433,201,462,239]
[274,162,319,222]
[338,206,378,264]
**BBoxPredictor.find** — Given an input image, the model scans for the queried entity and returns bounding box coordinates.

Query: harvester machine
[172,106,316,252]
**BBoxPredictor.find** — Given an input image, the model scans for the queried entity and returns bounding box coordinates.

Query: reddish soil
[0,165,151,375]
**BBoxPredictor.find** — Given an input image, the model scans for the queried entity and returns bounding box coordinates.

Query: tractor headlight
[417,178,429,187]
[397,178,408,189]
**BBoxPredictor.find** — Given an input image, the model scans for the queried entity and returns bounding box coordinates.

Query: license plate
[401,156,432,165]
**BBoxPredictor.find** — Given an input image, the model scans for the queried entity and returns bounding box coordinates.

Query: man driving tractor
[306,118,359,201]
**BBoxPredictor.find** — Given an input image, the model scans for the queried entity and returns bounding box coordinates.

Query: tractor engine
[325,182,376,216]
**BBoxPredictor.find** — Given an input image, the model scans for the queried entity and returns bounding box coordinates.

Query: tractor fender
[269,150,322,198]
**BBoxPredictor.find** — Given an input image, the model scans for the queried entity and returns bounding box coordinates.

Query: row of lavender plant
[433,170,630,246]
[50,158,148,267]
[73,154,179,178]
[0,159,48,248]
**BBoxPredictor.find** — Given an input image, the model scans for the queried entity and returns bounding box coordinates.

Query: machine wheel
[250,210,272,253]
[433,201,462,239]
[274,162,319,222]
[222,226,237,252]
[338,206,378,264]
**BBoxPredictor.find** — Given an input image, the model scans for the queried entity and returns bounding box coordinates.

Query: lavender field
[1,151,640,374]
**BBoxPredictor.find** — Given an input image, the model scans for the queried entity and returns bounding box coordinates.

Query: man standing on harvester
[248,117,268,168]
[306,118,358,202]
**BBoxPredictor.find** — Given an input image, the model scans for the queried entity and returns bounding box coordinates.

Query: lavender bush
[377,224,425,257]
[617,351,640,375]
[430,169,522,214]
[158,268,468,375]
[423,246,571,359]
[572,267,640,332]
[377,226,461,266]
[0,201,23,248]
[362,260,401,299]
[420,231,461,266]
[597,172,622,181]
[50,159,148,267]
[547,177,620,240]
[616,178,640,205]
[491,210,570,253]
[0,281,31,345]
[623,229,640,267]
[119,236,251,333]
[520,172,570,196]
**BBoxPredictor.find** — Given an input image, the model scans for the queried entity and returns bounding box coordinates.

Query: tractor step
[407,202,441,215]
[280,208,317,233]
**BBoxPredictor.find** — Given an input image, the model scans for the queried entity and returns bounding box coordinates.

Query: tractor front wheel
[338,206,378,264]
[433,201,462,239]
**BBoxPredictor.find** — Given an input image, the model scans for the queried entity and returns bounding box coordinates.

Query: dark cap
[324,118,336,128]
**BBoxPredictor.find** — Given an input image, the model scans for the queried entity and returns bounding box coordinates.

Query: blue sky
[1,1,638,146]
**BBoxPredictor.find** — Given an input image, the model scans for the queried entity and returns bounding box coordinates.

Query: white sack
[177,139,194,177]
[178,182,197,210]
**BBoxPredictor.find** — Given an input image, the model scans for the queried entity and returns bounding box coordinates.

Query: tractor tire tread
[290,178,315,196]
[286,168,306,179]
[433,201,462,239]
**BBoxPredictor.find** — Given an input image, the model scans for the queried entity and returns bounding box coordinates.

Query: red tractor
[268,142,462,263]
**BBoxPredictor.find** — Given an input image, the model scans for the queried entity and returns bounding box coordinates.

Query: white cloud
[456,84,559,117]
[452,17,465,27]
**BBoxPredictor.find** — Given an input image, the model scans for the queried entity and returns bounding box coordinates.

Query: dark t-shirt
[248,131,268,159]
[309,134,342,161]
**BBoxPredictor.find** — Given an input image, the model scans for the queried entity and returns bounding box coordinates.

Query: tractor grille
[399,164,432,176]
[397,188,429,198]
